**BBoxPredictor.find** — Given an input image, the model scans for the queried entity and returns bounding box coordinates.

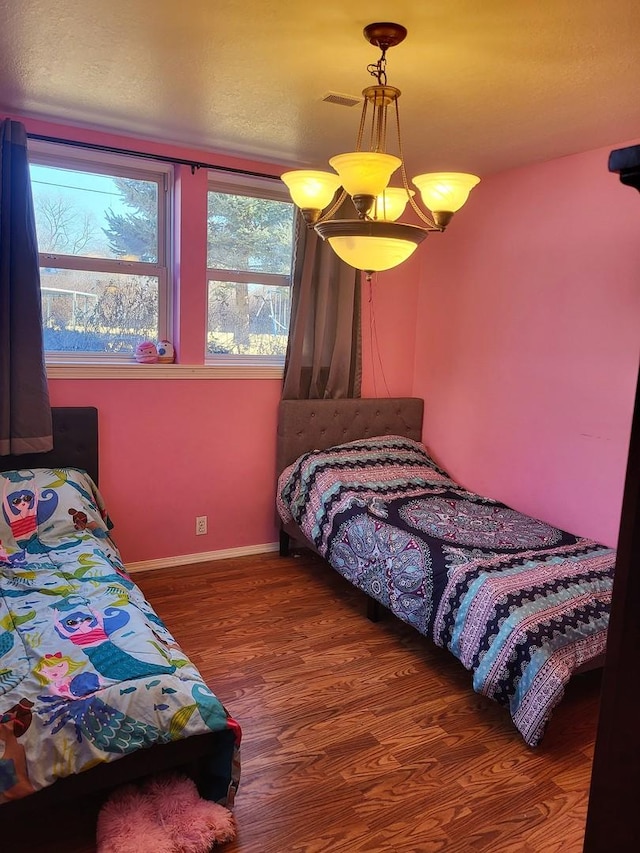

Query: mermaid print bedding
[277,435,614,746]
[0,467,240,804]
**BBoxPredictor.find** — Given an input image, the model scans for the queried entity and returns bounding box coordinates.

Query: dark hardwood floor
[4,551,601,852]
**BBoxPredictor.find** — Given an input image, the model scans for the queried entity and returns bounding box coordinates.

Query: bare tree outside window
[35,195,101,256]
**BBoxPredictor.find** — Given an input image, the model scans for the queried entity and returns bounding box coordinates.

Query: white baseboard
[126,541,279,574]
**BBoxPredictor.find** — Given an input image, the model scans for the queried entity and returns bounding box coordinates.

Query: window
[207,173,295,363]
[28,142,171,358]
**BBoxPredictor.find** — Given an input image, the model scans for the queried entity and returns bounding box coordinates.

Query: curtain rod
[26,132,282,181]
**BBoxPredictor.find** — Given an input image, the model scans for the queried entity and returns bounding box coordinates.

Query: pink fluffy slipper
[97,782,174,853]
[96,773,236,853]
[145,774,237,851]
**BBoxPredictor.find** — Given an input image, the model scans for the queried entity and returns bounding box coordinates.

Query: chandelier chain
[367,47,388,86]
[375,96,386,154]
[317,188,348,224]
[393,99,439,230]
[355,95,368,152]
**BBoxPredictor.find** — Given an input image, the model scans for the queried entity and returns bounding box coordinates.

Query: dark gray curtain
[0,119,52,455]
[282,209,361,400]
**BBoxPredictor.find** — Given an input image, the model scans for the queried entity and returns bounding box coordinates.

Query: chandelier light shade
[280,170,342,224]
[315,219,428,272]
[281,22,480,277]
[328,152,401,198]
[412,172,481,228]
[375,187,415,222]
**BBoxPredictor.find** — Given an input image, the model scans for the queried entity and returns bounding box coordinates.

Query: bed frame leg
[279,529,291,557]
[367,597,381,622]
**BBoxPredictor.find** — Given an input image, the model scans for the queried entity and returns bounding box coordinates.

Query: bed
[276,397,614,747]
[0,407,240,815]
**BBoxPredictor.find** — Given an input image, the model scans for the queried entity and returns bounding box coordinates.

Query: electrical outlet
[195,515,207,535]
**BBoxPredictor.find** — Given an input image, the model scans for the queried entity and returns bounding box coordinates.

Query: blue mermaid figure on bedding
[38,602,176,756]
[52,600,175,682]
[1,472,62,531]
[38,690,172,755]
[2,480,78,555]
[1,482,45,543]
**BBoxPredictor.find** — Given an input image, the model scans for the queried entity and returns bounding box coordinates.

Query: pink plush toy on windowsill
[135,341,158,364]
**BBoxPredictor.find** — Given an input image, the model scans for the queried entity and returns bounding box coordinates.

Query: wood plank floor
[4,551,602,852]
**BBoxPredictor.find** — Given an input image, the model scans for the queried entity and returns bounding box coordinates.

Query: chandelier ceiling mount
[362,21,407,53]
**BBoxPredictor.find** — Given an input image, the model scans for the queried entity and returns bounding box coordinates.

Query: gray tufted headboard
[276,397,424,475]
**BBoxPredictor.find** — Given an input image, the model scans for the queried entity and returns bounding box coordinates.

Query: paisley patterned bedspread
[0,467,240,804]
[277,435,614,746]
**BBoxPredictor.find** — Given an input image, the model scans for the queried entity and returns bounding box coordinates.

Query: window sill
[46,362,284,380]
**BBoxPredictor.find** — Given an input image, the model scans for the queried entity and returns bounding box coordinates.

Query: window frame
[28,139,173,363]
[206,170,295,368]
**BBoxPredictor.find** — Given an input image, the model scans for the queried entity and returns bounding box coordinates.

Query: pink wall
[413,141,640,547]
[360,252,421,398]
[48,377,282,563]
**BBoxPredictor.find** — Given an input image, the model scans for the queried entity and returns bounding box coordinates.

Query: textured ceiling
[1,0,639,178]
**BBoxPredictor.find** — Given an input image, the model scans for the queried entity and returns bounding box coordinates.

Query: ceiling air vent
[321,92,362,107]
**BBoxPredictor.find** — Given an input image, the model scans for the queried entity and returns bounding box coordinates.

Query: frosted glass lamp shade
[329,235,416,271]
[281,170,341,211]
[314,219,428,273]
[412,172,480,213]
[375,187,415,221]
[329,152,401,197]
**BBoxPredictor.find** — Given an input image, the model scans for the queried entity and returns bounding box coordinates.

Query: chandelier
[281,22,480,278]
